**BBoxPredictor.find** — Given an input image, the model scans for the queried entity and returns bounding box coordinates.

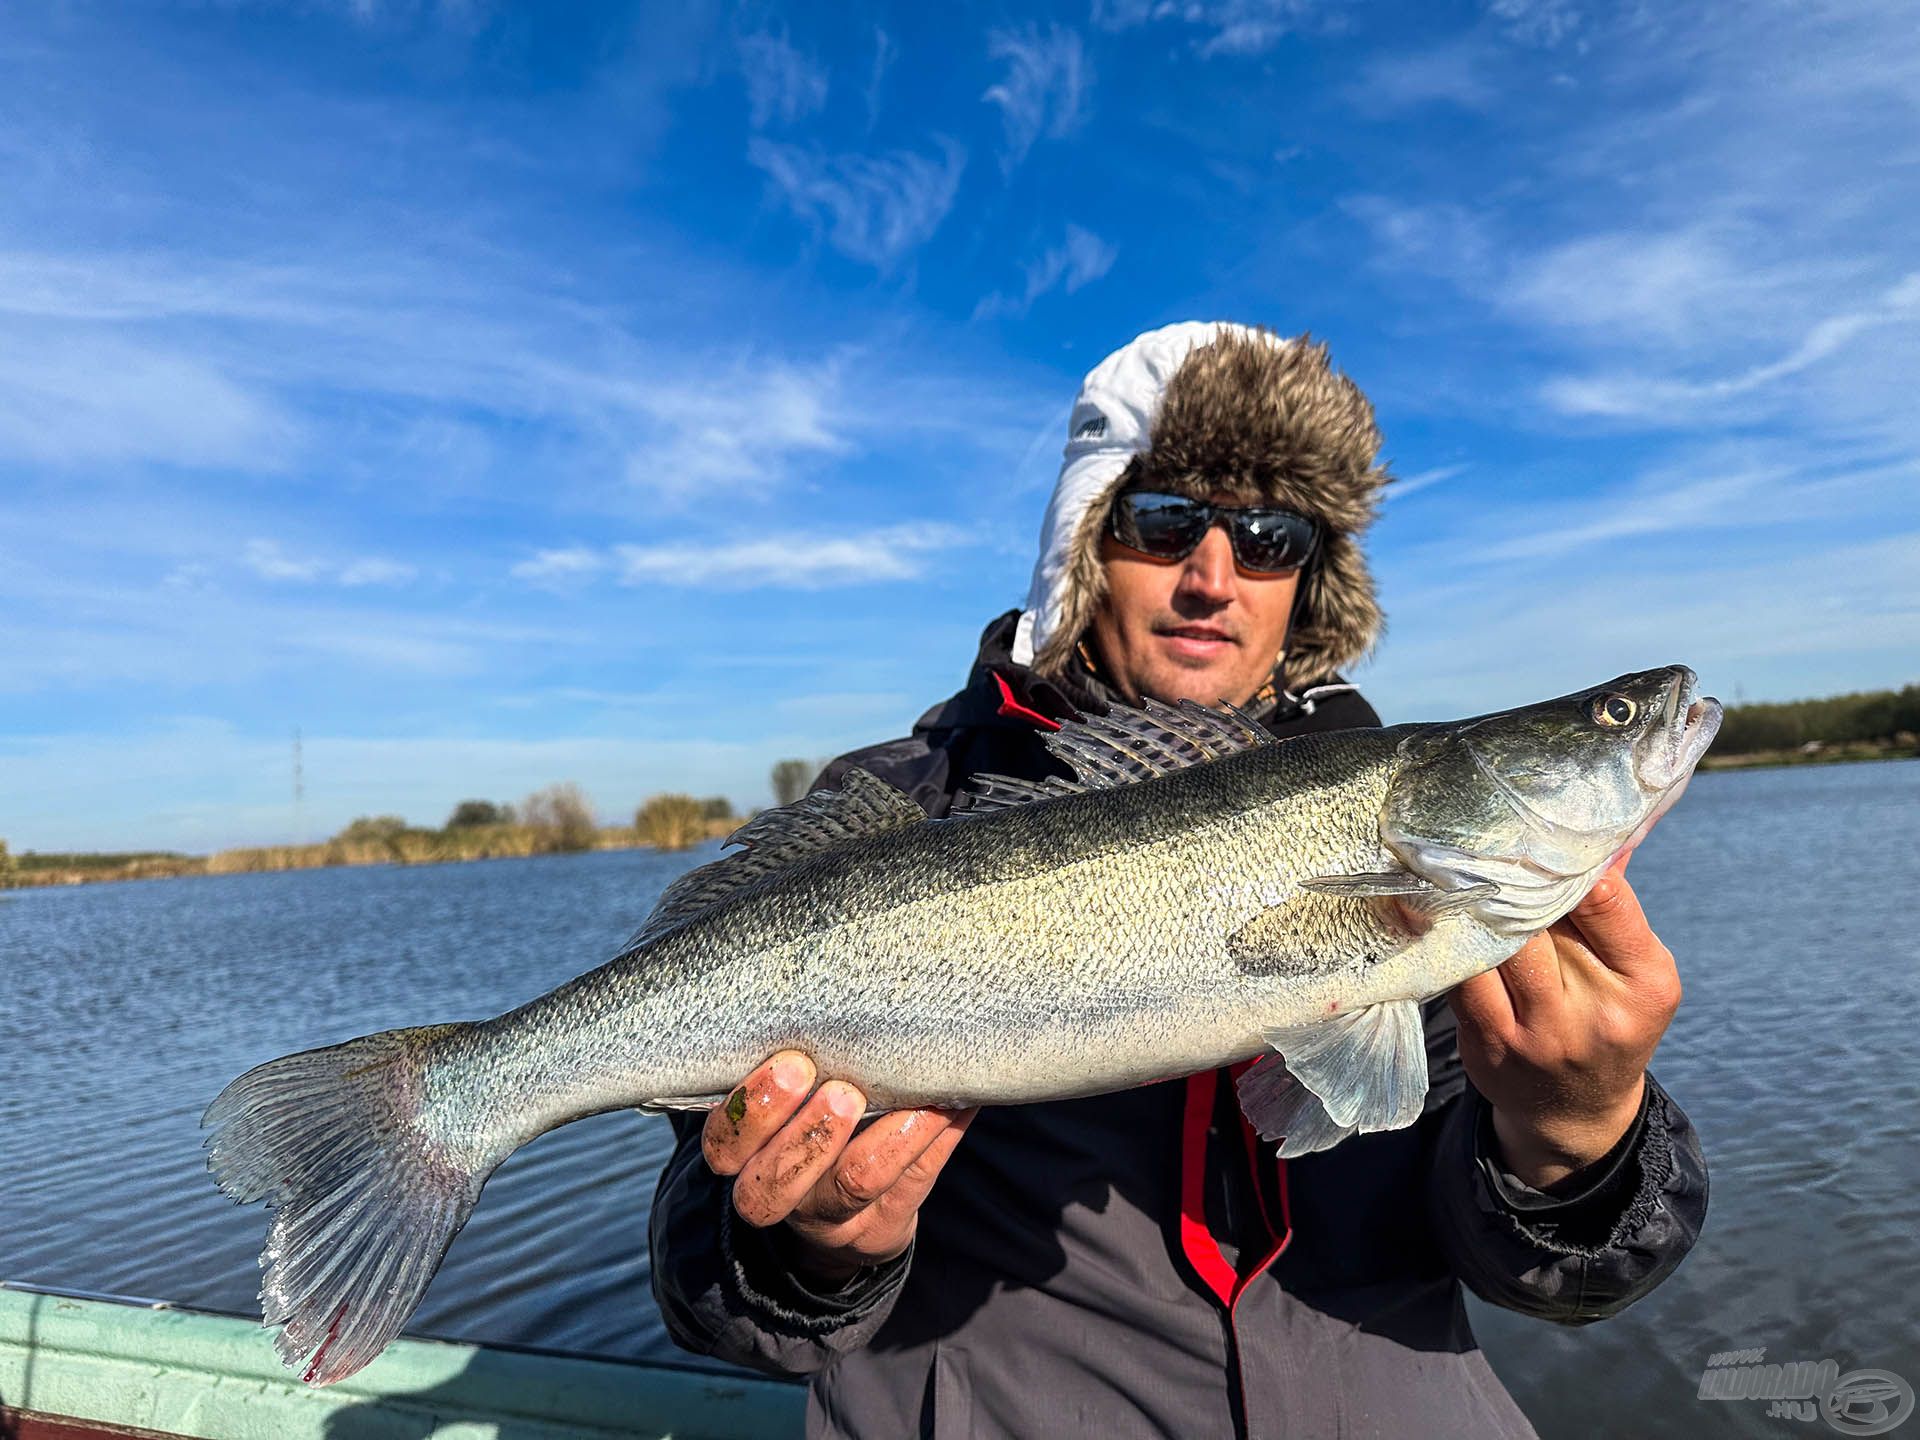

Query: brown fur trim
[1035,329,1389,689]
[1032,472,1127,678]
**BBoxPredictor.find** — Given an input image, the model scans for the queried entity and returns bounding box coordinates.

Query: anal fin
[1236,998,1429,1156]
[1235,1055,1357,1157]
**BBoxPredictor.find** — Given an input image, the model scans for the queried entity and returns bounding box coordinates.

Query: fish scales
[484,727,1403,1119]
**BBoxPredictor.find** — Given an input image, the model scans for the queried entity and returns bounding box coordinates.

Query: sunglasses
[1108,490,1321,574]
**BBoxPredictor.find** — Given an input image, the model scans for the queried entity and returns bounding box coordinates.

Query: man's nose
[1175,523,1236,605]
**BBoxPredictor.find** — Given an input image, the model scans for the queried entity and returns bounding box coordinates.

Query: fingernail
[823,1083,864,1122]
[772,1053,812,1091]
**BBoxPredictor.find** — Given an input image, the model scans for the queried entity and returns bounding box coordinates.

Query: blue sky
[3,0,1916,853]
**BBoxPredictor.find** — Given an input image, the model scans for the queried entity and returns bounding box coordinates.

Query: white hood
[1010,321,1290,667]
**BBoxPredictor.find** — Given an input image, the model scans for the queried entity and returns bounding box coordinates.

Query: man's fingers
[1449,965,1514,1041]
[730,1081,866,1228]
[702,1051,816,1177]
[1566,870,1673,984]
[800,1107,964,1226]
[1493,928,1569,1031]
[862,1108,977,1227]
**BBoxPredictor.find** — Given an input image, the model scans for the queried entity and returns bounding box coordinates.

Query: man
[651,322,1707,1438]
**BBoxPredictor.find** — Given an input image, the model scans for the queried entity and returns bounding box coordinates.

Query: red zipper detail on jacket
[1180,1066,1296,1439]
[1227,1095,1294,1440]
[1178,1066,1296,1310]
[1178,1069,1239,1306]
[1229,1057,1294,1287]
[991,671,1064,731]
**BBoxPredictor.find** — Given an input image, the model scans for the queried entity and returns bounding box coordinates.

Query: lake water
[3,761,1917,1437]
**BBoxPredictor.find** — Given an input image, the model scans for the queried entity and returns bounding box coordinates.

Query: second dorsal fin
[961,697,1273,812]
[625,768,924,949]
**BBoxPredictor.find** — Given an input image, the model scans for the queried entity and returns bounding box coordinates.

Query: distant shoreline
[1697,738,1917,771]
[8,742,1916,892]
[0,827,714,892]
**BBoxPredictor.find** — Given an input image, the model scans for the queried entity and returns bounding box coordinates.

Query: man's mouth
[1156,624,1236,659]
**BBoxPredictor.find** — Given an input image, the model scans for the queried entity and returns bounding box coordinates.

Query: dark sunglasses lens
[1114,493,1207,558]
[1232,511,1318,572]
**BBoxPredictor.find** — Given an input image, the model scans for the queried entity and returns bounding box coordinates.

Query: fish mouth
[1619,671,1721,860]
[1636,670,1721,788]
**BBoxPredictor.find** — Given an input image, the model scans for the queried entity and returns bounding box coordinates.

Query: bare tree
[522,783,597,852]
[770,758,815,807]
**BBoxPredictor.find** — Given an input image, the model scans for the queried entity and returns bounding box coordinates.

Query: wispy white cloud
[0,560,565,692]
[242,538,328,582]
[509,546,606,588]
[611,359,850,500]
[511,527,972,594]
[337,557,419,587]
[0,248,934,505]
[1501,226,1813,345]
[864,27,895,130]
[1387,440,1917,581]
[974,224,1117,318]
[1473,468,1771,562]
[1094,0,1325,57]
[747,137,966,269]
[1345,196,1920,437]
[982,25,1091,170]
[1387,464,1469,501]
[243,538,416,587]
[737,31,828,129]
[1345,0,1920,461]
[1540,273,1920,421]
[1341,195,1494,284]
[1350,42,1494,114]
[1485,0,1582,47]
[610,523,969,590]
[0,326,294,468]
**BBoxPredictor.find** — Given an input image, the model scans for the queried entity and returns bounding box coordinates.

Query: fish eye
[1592,694,1637,727]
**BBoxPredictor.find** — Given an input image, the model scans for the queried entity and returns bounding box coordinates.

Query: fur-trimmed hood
[1012,322,1389,691]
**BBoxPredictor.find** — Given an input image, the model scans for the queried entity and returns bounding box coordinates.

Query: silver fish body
[206,666,1720,1384]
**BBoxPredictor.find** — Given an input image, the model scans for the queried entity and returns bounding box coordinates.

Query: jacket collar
[916,609,1325,742]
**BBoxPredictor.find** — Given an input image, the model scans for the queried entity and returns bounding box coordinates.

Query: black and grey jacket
[650,613,1710,1440]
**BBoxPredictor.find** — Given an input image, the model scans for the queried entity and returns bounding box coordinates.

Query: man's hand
[1449,858,1682,1190]
[701,1051,975,1289]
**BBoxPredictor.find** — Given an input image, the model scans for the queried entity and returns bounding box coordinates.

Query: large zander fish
[206,665,1719,1383]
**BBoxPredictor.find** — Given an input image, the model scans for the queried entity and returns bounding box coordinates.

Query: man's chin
[1138,657,1253,709]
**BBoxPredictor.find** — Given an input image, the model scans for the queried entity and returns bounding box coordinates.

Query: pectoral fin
[1235,999,1429,1155]
[1299,870,1497,918]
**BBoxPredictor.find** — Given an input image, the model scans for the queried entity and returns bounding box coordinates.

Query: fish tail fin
[203,1022,498,1385]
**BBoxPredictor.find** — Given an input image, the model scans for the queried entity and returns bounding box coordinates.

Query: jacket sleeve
[648,1112,915,1376]
[1422,1003,1709,1323]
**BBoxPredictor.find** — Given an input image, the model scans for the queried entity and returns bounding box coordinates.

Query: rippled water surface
[4,761,1917,1437]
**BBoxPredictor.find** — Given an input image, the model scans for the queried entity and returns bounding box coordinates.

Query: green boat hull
[0,1286,801,1439]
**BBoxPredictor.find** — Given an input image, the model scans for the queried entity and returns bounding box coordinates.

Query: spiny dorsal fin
[958,698,1273,813]
[955,774,1083,814]
[626,768,923,948]
[1047,697,1271,789]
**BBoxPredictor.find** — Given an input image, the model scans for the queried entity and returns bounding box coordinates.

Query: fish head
[1381,666,1722,935]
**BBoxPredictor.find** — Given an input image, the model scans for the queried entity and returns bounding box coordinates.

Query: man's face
[1087,493,1302,708]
